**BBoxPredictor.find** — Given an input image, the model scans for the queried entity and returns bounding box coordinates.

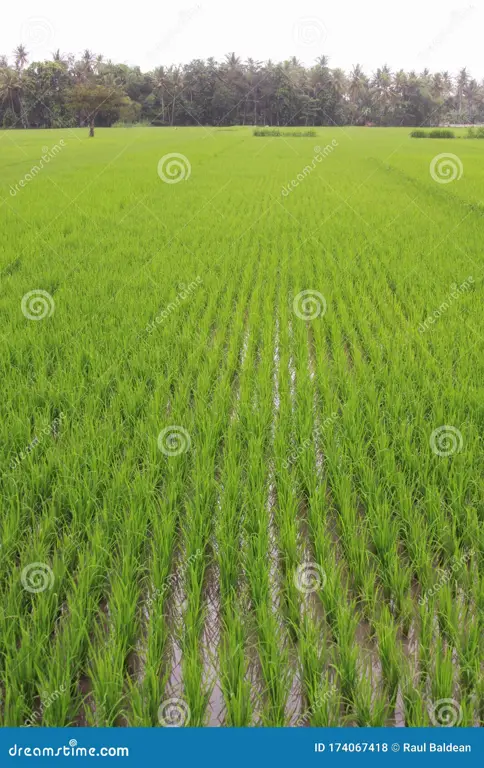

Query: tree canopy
[0,48,482,129]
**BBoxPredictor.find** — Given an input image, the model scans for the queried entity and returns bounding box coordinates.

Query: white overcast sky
[3,1,482,77]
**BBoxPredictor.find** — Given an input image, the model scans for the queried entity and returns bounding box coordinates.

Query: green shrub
[466,126,484,139]
[410,129,455,139]
[253,128,316,137]
[428,129,455,138]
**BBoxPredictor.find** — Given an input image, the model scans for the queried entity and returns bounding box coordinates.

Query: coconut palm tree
[12,45,28,125]
[349,64,369,123]
[14,44,28,71]
[167,66,183,125]
[456,67,468,115]
[0,66,20,122]
[152,66,167,123]
[465,79,480,122]
[225,52,241,70]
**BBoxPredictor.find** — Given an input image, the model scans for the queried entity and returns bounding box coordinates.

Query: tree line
[1,47,482,131]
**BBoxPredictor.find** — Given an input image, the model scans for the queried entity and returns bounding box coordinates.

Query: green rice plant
[418,598,436,683]
[333,603,360,707]
[1,125,482,727]
[352,670,390,726]
[402,677,429,726]
[430,636,454,703]
[457,616,480,693]
[308,674,342,727]
[375,606,403,707]
[218,603,253,726]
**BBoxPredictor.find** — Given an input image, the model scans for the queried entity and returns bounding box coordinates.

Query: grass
[0,125,482,727]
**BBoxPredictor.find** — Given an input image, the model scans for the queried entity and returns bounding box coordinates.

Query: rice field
[0,126,483,728]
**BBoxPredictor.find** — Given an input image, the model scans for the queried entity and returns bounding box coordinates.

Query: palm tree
[371,65,393,122]
[331,68,347,95]
[456,67,468,115]
[315,55,330,68]
[349,64,367,99]
[465,79,480,122]
[14,44,28,71]
[225,52,241,69]
[245,58,262,124]
[12,45,28,126]
[441,71,453,99]
[79,49,95,80]
[0,67,19,122]
[152,66,167,123]
[349,64,369,123]
[431,72,444,99]
[167,66,183,125]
